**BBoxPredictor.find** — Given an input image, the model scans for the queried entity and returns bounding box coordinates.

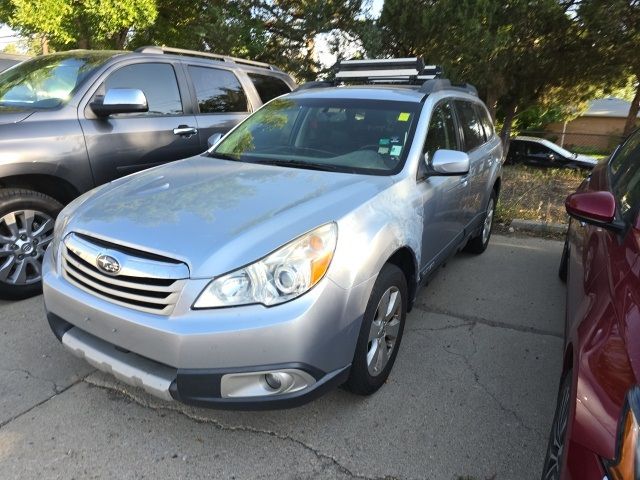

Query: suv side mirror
[565,191,625,232]
[428,150,470,176]
[91,88,148,117]
[208,133,223,149]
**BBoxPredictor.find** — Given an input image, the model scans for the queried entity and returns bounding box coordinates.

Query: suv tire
[0,188,62,300]
[345,263,407,395]
[465,190,497,254]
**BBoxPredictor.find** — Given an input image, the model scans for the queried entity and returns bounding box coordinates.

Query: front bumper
[43,247,373,408]
[51,314,350,409]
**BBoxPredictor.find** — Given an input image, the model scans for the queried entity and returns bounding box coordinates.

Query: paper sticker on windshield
[390,145,402,156]
[397,112,410,122]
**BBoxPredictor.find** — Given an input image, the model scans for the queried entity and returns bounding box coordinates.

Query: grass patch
[496,165,586,225]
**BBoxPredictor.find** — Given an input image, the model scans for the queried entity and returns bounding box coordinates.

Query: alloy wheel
[367,286,402,376]
[482,197,495,245]
[0,209,54,286]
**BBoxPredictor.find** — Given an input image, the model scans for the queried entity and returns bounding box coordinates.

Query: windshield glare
[212,98,420,175]
[0,53,112,110]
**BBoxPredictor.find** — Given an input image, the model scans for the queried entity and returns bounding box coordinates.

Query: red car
[542,129,640,479]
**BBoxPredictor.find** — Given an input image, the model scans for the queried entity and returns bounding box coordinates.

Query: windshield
[0,52,113,110]
[212,97,420,175]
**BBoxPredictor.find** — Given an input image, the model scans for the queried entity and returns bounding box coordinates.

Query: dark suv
[0,46,295,299]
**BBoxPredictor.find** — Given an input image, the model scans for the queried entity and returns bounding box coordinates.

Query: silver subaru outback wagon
[42,58,502,409]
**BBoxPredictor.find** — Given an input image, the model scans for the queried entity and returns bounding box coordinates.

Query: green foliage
[2,0,157,50]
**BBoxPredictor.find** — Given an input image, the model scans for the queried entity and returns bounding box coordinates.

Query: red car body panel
[562,161,640,478]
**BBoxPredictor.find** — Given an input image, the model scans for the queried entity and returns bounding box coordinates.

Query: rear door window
[455,100,485,151]
[188,66,248,114]
[475,104,494,140]
[248,73,291,103]
[104,63,182,116]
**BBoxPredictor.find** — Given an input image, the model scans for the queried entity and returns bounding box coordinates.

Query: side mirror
[91,88,148,117]
[565,191,625,232]
[428,149,470,176]
[208,133,223,149]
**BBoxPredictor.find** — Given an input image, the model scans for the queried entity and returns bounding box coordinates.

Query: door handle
[173,125,198,136]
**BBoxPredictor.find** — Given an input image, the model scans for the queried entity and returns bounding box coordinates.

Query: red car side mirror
[565,191,625,232]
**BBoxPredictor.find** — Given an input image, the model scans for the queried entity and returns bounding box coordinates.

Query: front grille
[61,233,189,315]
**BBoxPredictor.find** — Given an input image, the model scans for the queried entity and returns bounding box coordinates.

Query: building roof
[583,97,639,118]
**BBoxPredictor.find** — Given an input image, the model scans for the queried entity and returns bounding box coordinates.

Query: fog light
[220,369,315,398]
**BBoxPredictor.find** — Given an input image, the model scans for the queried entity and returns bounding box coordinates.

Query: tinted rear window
[248,73,291,103]
[188,66,248,113]
[455,100,485,151]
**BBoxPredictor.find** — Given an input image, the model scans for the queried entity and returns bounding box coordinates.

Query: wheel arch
[0,174,81,205]
[385,246,418,312]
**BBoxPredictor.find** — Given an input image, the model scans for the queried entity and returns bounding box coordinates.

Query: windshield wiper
[254,159,350,173]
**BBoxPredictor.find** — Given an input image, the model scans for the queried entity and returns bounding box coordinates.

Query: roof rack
[335,58,442,83]
[295,57,478,97]
[134,46,282,71]
[419,79,478,96]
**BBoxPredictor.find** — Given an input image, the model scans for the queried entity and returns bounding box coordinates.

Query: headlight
[194,223,337,308]
[606,386,640,479]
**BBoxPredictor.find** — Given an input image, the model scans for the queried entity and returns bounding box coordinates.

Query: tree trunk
[113,28,129,50]
[485,88,498,121]
[623,75,640,137]
[40,36,49,55]
[500,102,517,153]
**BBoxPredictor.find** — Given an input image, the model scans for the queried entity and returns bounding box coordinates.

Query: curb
[510,219,567,235]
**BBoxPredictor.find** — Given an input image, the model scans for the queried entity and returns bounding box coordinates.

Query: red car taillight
[606,387,640,479]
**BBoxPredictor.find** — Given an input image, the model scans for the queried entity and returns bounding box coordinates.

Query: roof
[583,97,638,118]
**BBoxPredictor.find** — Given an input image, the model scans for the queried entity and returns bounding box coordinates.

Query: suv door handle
[173,125,198,136]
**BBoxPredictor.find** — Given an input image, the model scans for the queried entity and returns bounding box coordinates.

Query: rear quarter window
[248,73,292,103]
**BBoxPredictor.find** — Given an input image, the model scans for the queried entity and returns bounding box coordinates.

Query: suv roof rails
[419,79,478,96]
[134,46,282,72]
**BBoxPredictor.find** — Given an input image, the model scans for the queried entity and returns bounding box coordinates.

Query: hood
[0,108,33,125]
[67,155,392,278]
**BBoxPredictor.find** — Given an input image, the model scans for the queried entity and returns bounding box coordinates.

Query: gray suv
[0,46,295,299]
[43,58,502,409]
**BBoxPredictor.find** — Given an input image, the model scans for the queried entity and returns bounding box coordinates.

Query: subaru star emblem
[96,254,121,275]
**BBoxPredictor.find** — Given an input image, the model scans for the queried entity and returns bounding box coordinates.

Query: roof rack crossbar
[335,57,442,83]
[134,45,281,71]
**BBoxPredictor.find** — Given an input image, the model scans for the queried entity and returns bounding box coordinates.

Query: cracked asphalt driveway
[0,234,564,479]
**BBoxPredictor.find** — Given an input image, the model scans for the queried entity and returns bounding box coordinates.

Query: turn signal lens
[606,386,640,480]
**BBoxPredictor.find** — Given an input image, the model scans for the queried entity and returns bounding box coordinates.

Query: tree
[1,0,158,52]
[130,0,368,82]
[374,0,611,144]
[576,0,640,136]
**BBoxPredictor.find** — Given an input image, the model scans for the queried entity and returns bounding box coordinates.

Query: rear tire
[465,191,496,254]
[345,263,407,396]
[0,188,62,300]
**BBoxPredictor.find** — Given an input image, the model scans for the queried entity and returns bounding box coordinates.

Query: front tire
[0,189,62,300]
[345,263,407,396]
[558,238,569,282]
[541,369,572,480]
[465,191,496,254]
